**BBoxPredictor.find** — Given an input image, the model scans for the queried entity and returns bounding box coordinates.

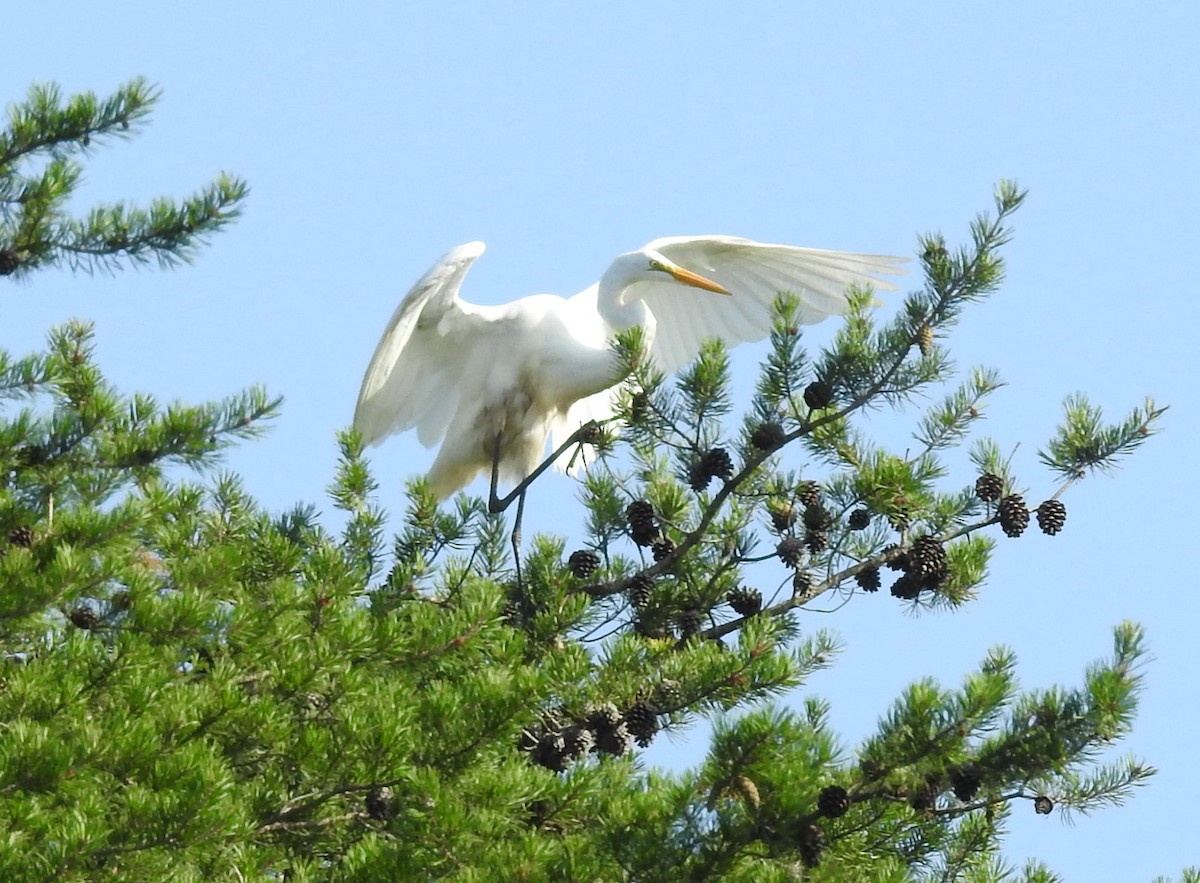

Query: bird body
[354,237,905,498]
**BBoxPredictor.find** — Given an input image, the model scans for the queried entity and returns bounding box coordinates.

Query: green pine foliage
[0,81,1179,881]
[1,78,247,278]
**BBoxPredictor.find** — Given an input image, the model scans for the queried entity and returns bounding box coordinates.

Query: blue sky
[3,2,1196,878]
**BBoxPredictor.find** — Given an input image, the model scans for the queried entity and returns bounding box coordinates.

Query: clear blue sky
[3,2,1196,878]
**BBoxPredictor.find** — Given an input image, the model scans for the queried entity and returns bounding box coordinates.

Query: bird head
[645,252,731,295]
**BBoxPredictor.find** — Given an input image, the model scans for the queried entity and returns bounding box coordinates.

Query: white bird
[354,236,905,501]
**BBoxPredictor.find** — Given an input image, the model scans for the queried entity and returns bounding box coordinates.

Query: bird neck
[595,260,652,333]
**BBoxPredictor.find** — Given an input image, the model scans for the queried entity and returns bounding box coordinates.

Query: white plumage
[354,236,905,498]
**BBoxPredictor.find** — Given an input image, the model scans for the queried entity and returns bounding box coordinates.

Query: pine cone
[804,529,829,554]
[817,785,850,819]
[627,573,654,608]
[909,783,938,813]
[531,731,569,771]
[890,573,920,600]
[585,705,633,758]
[651,537,675,562]
[856,566,881,593]
[69,606,100,630]
[796,480,822,508]
[998,494,1030,537]
[951,764,981,802]
[676,606,704,638]
[797,822,826,869]
[594,721,633,757]
[631,523,658,546]
[653,679,683,711]
[1034,795,1054,815]
[750,421,786,450]
[16,445,47,468]
[561,724,595,760]
[777,537,805,567]
[727,586,763,617]
[0,248,19,277]
[1036,499,1066,535]
[916,323,934,356]
[627,500,654,522]
[734,775,761,810]
[568,549,600,578]
[803,505,832,532]
[700,448,729,482]
[7,525,34,548]
[626,500,659,546]
[847,507,872,530]
[705,447,734,481]
[803,380,833,410]
[633,616,671,640]
[585,704,634,757]
[628,391,651,422]
[586,702,622,732]
[365,785,396,820]
[882,544,908,571]
[908,536,948,588]
[975,472,1003,502]
[768,501,797,533]
[689,447,733,491]
[792,569,814,596]
[624,700,661,747]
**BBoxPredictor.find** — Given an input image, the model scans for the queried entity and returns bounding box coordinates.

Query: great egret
[354,236,905,502]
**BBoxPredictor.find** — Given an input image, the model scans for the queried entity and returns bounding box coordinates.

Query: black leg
[486,432,524,586]
[511,488,526,589]
[488,433,503,515]
[487,421,606,586]
[491,421,602,514]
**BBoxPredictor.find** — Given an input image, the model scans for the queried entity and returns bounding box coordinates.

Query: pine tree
[0,82,1182,881]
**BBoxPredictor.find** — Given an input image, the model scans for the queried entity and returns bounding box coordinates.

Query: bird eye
[648,259,665,272]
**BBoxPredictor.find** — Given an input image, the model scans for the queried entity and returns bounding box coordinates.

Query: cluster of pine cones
[771,479,837,567]
[566,472,1069,621]
[522,699,664,771]
[974,472,1066,536]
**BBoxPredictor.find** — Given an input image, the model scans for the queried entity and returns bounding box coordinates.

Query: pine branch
[0,79,248,278]
[54,173,248,273]
[1038,393,1165,481]
[0,78,157,167]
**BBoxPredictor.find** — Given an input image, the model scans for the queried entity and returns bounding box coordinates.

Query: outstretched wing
[353,241,487,447]
[638,235,907,374]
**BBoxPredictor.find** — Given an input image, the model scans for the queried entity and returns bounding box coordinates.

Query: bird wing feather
[353,241,488,447]
[638,236,907,375]
[547,236,906,466]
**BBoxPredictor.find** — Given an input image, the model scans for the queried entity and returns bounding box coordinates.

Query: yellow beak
[666,264,731,295]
